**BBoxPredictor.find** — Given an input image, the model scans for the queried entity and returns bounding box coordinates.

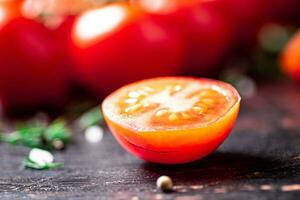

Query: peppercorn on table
[0,82,300,199]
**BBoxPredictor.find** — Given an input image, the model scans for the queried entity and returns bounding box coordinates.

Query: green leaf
[0,118,72,150]
[0,132,20,144]
[78,107,103,129]
[43,119,72,144]
[23,158,63,170]
[0,128,44,148]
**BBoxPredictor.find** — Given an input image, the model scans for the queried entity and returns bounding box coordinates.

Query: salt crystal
[29,148,54,166]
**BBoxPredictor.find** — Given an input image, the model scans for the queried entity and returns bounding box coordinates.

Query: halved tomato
[102,77,241,164]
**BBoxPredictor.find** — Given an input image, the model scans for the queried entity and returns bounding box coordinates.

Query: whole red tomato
[0,6,70,112]
[54,15,75,44]
[0,0,22,30]
[202,0,300,47]
[265,0,300,24]
[137,0,233,76]
[281,31,300,84]
[70,3,184,97]
[52,15,76,83]
[200,0,268,48]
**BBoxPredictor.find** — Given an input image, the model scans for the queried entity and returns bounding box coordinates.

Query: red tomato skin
[138,0,233,76]
[53,15,76,86]
[180,4,233,75]
[204,0,300,46]
[108,120,234,164]
[55,15,76,52]
[70,6,184,97]
[263,0,300,24]
[201,0,268,48]
[0,17,70,112]
[281,31,300,84]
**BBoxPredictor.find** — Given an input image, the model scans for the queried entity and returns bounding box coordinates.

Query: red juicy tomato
[102,77,241,164]
[0,0,22,26]
[70,3,184,97]
[55,15,75,44]
[200,0,268,48]
[281,31,300,84]
[137,0,233,75]
[263,0,300,24]
[53,15,76,84]
[0,8,70,112]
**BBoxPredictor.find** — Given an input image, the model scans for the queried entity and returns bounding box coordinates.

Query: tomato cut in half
[102,77,241,164]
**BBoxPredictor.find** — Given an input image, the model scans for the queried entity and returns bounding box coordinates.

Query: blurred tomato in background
[281,31,300,84]
[0,0,22,21]
[202,0,267,48]
[265,0,300,24]
[0,0,299,114]
[70,3,184,97]
[138,0,233,76]
[0,0,70,112]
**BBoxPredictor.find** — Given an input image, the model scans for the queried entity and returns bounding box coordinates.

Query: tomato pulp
[102,77,241,164]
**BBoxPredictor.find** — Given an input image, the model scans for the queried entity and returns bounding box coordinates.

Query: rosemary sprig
[23,148,64,170]
[77,107,103,130]
[23,158,63,170]
[0,104,103,170]
[0,119,72,150]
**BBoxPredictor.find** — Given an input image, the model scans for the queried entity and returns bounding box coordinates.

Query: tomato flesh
[103,77,241,164]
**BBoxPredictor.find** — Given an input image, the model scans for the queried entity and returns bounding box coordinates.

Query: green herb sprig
[77,107,104,130]
[0,119,71,150]
[0,104,103,170]
[23,158,63,170]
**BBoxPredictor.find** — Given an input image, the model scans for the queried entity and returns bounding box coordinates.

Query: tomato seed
[125,104,142,113]
[124,98,138,104]
[192,106,204,113]
[173,84,183,91]
[137,90,149,96]
[201,98,215,104]
[181,112,191,119]
[142,86,155,93]
[156,109,168,117]
[168,113,178,121]
[128,91,140,98]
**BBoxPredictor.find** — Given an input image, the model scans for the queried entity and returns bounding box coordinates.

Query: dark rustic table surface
[1,82,300,200]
